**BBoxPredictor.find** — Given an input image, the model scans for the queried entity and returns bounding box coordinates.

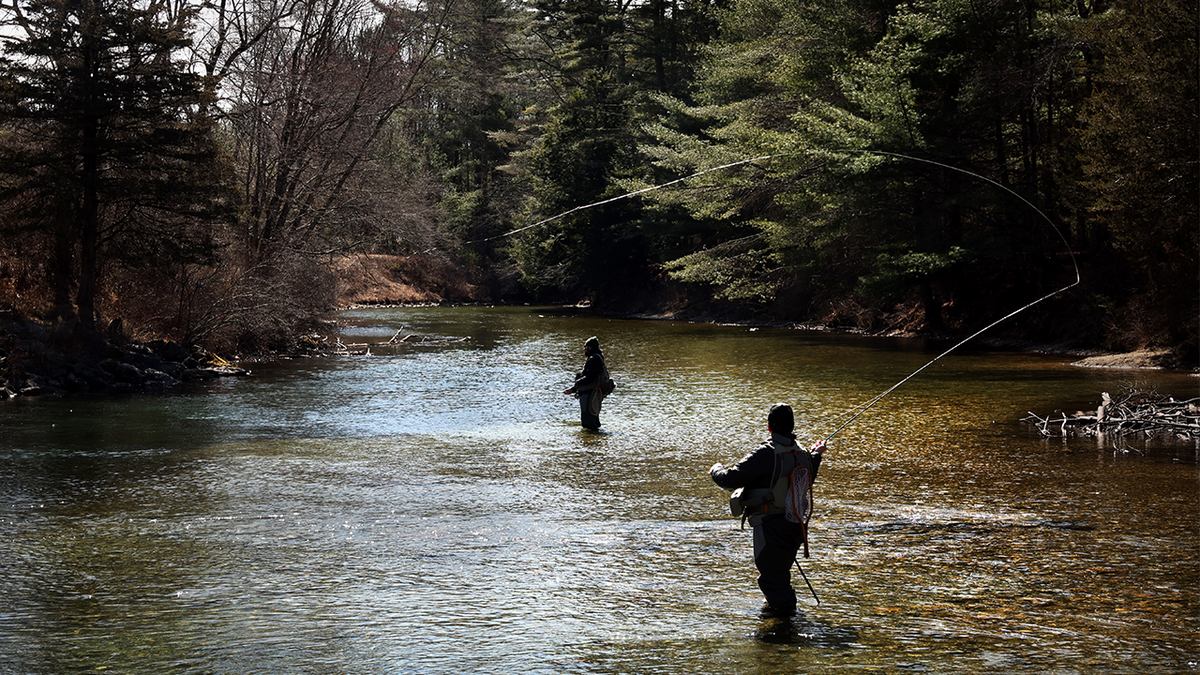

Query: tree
[0,0,231,331]
[1077,0,1199,352]
[641,0,1094,332]
[220,0,453,264]
[422,0,522,266]
[509,0,724,302]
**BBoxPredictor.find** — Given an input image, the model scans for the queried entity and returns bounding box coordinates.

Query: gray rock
[113,362,143,383]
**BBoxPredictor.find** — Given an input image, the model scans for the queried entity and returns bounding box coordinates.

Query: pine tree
[642,0,1095,332]
[0,0,230,331]
[1078,0,1199,352]
[510,0,722,302]
[425,0,522,261]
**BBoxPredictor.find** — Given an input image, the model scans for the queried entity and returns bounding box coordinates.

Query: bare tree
[219,0,456,263]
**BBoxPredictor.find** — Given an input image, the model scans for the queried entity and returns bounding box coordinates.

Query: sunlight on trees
[0,0,1193,356]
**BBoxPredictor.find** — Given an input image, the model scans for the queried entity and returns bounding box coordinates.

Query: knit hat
[768,403,794,435]
[584,336,600,352]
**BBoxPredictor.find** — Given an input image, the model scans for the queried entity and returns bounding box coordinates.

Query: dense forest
[0,0,1195,362]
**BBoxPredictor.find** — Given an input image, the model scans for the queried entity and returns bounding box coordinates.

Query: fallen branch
[1022,388,1200,453]
[330,332,470,354]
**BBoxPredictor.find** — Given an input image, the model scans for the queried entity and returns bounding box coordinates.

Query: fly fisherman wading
[563,336,610,431]
[710,403,826,617]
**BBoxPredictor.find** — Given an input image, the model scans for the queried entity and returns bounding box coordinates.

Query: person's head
[584,336,600,355]
[768,403,794,436]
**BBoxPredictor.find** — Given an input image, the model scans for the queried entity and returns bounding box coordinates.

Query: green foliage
[639,0,1116,334]
[857,246,967,299]
[508,0,709,301]
[513,74,642,297]
[423,0,523,260]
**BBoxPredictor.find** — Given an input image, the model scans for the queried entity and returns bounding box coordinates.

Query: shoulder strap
[768,440,800,508]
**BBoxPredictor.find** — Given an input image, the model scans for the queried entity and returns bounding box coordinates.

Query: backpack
[728,440,816,557]
[599,364,615,395]
[587,360,615,417]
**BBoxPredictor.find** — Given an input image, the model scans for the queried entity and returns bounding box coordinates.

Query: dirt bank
[332,254,488,306]
[1071,349,1185,370]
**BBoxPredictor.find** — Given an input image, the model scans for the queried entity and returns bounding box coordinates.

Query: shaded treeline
[0,0,1195,358]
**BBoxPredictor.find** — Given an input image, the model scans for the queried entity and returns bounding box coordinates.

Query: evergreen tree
[1077,0,1198,352]
[0,0,229,330]
[425,0,522,265]
[642,0,1094,333]
[509,0,723,302]
[508,0,640,299]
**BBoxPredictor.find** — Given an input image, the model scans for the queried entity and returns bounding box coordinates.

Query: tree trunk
[51,215,76,321]
[77,35,100,331]
[921,279,942,330]
[76,196,99,331]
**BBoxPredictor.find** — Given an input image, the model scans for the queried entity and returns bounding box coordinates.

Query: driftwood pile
[314,328,470,356]
[1023,389,1200,453]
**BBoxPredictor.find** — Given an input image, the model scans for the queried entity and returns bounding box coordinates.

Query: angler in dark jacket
[563,336,606,430]
[711,403,826,616]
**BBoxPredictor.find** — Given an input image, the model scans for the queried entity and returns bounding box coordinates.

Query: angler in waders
[710,403,825,616]
[563,336,609,430]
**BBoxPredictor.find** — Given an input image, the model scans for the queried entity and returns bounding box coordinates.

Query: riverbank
[332,253,486,306]
[1,254,1191,400]
[0,320,249,398]
[300,252,1199,373]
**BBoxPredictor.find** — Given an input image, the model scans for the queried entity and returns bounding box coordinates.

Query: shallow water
[2,306,1197,674]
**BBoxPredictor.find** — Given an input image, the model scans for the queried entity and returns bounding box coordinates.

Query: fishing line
[451,148,1080,437]
[820,151,1081,442]
[440,154,780,250]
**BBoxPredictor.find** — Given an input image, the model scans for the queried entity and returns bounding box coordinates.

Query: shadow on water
[754,610,861,647]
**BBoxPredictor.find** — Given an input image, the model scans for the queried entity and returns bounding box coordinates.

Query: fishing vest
[728,439,817,554]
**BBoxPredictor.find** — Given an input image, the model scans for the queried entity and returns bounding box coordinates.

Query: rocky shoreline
[1,321,249,399]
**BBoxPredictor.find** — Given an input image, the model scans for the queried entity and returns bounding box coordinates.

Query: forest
[0,0,1196,362]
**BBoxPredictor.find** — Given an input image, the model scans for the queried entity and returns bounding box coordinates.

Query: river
[2,305,1197,674]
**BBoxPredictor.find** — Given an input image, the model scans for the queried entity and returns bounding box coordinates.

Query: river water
[1,305,1197,674]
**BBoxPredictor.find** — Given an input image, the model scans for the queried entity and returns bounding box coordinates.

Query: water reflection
[1,306,1197,674]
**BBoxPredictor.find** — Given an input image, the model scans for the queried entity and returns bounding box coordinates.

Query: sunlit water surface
[2,306,1197,674]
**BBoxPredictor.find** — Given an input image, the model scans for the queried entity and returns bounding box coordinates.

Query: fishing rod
[795,559,820,605]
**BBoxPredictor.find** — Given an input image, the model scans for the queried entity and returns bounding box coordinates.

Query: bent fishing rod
[819,151,1081,443]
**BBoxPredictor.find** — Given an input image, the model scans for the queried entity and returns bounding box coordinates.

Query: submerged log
[1023,388,1200,453]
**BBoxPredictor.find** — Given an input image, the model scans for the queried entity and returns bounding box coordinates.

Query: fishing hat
[768,403,794,435]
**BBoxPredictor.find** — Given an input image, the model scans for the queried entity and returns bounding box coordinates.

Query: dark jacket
[573,351,605,393]
[711,432,822,504]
